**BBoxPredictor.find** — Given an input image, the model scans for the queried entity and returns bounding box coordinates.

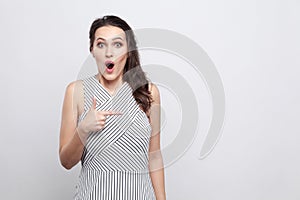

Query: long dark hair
[89,15,153,114]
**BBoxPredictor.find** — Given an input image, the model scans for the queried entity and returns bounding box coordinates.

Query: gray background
[0,0,299,199]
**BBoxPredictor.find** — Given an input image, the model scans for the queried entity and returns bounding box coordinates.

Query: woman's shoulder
[64,80,84,104]
[148,82,160,103]
[65,80,83,93]
[66,74,96,90]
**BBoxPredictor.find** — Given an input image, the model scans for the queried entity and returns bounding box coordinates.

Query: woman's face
[91,25,128,82]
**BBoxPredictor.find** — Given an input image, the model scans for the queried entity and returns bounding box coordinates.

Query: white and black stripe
[74,75,156,200]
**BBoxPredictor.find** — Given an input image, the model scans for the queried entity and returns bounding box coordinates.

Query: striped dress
[74,75,156,200]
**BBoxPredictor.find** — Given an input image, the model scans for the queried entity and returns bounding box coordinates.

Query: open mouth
[105,61,115,69]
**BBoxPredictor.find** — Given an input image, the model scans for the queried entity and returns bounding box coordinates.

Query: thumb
[91,96,97,110]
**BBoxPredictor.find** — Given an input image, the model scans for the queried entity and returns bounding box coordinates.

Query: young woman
[59,15,166,200]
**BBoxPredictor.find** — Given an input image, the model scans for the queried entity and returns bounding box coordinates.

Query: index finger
[100,111,123,116]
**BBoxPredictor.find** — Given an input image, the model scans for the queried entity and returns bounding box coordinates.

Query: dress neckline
[92,74,128,97]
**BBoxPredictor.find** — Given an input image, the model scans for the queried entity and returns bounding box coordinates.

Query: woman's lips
[105,61,115,73]
[105,61,115,69]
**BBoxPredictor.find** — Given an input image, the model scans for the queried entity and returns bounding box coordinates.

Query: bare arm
[59,81,85,170]
[148,83,166,200]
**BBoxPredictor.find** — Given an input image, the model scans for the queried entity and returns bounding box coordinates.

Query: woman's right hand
[77,97,122,139]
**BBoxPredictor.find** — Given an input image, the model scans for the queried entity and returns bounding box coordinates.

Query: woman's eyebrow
[96,36,124,41]
[96,37,106,41]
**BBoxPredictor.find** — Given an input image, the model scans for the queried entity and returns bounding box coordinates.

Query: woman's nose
[105,45,113,58]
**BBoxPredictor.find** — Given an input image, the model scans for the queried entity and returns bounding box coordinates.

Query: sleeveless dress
[74,75,156,200]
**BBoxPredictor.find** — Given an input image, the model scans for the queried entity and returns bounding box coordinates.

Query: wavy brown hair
[89,15,153,114]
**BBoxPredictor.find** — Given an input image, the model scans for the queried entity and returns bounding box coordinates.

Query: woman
[59,15,166,200]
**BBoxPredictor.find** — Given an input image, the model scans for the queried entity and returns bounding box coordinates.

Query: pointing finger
[100,111,123,116]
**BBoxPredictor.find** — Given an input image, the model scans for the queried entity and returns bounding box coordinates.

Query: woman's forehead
[94,26,126,41]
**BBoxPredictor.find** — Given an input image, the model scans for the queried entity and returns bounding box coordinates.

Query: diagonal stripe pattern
[74,75,156,200]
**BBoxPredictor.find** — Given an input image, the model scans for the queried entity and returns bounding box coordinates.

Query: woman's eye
[114,42,123,48]
[97,42,105,48]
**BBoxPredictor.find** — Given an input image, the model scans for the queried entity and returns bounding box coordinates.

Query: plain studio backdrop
[0,0,299,199]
